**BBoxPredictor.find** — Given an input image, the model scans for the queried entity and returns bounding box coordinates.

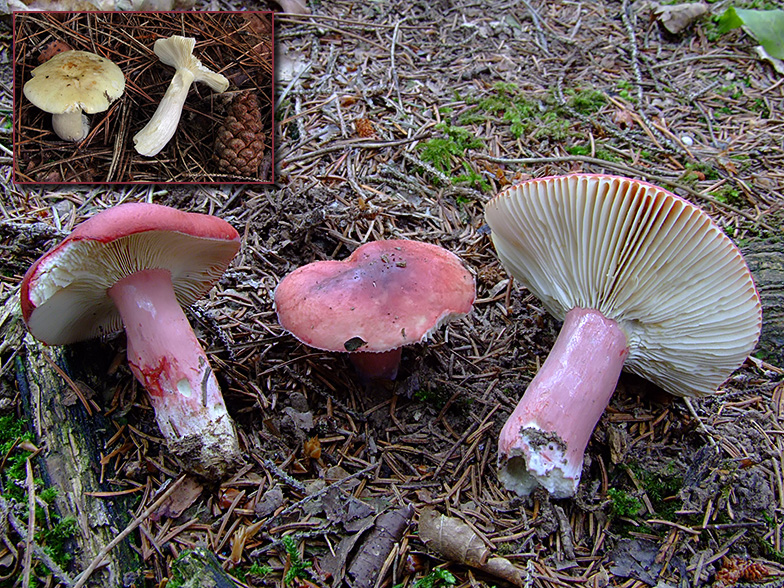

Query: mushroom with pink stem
[20,202,243,479]
[274,240,476,381]
[485,174,762,498]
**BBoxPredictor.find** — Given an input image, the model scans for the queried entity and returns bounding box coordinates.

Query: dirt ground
[1,0,784,587]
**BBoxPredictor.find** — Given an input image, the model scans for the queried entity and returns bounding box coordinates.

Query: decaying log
[169,547,237,588]
[0,291,138,587]
[743,240,784,368]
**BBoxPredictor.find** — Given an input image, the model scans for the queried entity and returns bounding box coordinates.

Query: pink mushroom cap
[275,239,476,379]
[21,201,240,344]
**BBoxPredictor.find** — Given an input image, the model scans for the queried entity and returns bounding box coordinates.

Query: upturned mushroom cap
[21,202,240,346]
[275,240,476,354]
[485,173,762,397]
[23,50,125,116]
[154,35,229,93]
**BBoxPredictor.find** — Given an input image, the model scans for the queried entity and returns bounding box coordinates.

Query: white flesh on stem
[133,36,228,157]
[108,268,241,477]
[498,307,629,499]
[51,111,89,142]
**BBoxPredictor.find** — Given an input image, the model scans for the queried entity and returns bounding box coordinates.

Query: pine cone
[214,92,266,177]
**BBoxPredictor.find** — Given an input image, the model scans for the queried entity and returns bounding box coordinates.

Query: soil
[1,0,783,587]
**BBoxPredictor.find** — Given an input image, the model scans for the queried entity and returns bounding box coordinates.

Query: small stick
[22,459,35,588]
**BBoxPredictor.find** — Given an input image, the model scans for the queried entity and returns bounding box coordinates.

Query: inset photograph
[14,11,274,184]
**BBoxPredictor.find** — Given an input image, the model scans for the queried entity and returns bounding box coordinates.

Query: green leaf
[716,7,745,34]
[717,7,784,59]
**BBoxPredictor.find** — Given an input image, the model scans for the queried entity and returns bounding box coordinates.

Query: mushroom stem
[108,268,241,477]
[498,307,629,498]
[133,68,195,157]
[350,348,403,380]
[133,36,229,157]
[51,111,89,142]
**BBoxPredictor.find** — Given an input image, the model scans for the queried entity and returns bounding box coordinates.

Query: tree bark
[0,292,139,587]
[743,240,784,367]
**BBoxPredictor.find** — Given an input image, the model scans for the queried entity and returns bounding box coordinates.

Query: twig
[519,0,548,52]
[72,475,188,588]
[620,0,684,157]
[22,459,35,588]
[683,397,717,447]
[280,134,430,165]
[389,18,405,114]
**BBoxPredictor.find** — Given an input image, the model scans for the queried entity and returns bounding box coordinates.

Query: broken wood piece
[418,507,524,586]
[345,503,415,588]
[169,547,236,588]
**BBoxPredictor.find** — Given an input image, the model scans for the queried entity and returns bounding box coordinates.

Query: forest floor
[1,0,784,587]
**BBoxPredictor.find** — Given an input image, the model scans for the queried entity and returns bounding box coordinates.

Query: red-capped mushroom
[274,240,476,380]
[485,174,762,498]
[20,202,242,479]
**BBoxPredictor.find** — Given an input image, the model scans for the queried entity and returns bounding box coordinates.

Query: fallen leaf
[612,108,635,129]
[418,508,524,586]
[654,2,709,35]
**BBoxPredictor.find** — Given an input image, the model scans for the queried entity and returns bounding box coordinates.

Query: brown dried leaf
[419,507,489,567]
[419,508,525,586]
[612,108,635,129]
[38,40,73,63]
[356,118,377,138]
[654,2,709,35]
[715,556,770,587]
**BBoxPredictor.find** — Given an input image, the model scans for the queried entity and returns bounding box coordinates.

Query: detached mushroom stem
[498,308,629,498]
[133,35,229,157]
[108,268,241,477]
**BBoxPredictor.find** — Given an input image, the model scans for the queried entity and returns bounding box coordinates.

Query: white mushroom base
[498,308,629,499]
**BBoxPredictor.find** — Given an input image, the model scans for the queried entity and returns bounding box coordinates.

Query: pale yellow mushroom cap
[24,50,125,115]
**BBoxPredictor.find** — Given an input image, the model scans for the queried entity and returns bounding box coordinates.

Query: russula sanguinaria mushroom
[485,174,762,498]
[134,35,229,157]
[23,50,125,142]
[275,240,476,380]
[20,202,242,479]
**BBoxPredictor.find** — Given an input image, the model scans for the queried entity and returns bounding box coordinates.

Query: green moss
[710,187,746,207]
[419,123,484,174]
[0,415,34,503]
[418,123,487,190]
[565,88,606,114]
[412,568,457,588]
[631,464,683,521]
[684,162,720,180]
[249,562,272,577]
[36,517,78,568]
[282,535,311,585]
[608,488,643,518]
[565,144,620,162]
[414,384,451,410]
